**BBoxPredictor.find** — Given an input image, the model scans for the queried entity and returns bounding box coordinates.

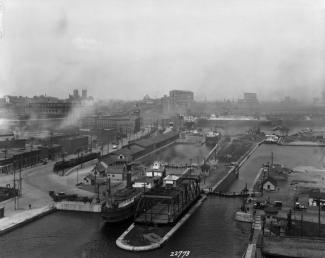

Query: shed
[262,177,277,191]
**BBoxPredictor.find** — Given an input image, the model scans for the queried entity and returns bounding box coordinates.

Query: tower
[82,89,87,99]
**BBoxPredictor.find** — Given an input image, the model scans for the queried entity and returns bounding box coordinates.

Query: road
[0,129,151,217]
[0,161,95,216]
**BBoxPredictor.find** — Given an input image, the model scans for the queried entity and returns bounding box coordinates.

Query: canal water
[0,143,250,258]
[0,198,249,258]
[2,138,325,257]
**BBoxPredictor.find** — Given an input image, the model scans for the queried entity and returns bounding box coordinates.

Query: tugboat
[101,162,165,223]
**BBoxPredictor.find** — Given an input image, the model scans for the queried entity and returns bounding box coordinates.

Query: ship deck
[134,176,201,225]
[135,202,171,224]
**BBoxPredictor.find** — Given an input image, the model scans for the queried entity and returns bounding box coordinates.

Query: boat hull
[102,200,139,223]
[205,136,219,146]
[234,211,253,223]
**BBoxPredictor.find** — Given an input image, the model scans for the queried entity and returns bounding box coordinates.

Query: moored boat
[205,131,220,146]
[101,162,166,223]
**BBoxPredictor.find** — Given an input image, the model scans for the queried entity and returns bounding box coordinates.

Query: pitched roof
[262,176,277,187]
[131,131,178,148]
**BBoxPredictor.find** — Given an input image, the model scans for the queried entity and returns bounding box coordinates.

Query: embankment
[0,205,55,236]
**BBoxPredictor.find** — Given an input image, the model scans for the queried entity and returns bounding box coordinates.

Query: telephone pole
[318,195,321,237]
[13,165,17,210]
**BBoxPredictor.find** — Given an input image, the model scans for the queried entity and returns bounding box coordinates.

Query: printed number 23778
[170,251,190,258]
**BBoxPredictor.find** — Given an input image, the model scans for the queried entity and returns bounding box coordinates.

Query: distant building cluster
[138,90,194,118]
[81,112,141,134]
[237,92,259,113]
[0,89,93,119]
[168,90,194,114]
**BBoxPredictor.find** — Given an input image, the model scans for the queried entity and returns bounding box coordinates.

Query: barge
[134,174,201,225]
[116,174,203,251]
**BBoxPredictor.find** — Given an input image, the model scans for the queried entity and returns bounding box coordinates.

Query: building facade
[237,92,259,114]
[169,90,194,115]
[81,113,141,136]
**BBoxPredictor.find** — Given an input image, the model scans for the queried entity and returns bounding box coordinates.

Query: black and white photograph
[1,0,325,257]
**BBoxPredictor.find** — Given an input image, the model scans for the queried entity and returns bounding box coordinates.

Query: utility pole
[13,163,17,210]
[76,166,79,185]
[300,211,303,237]
[318,195,321,237]
[19,159,22,196]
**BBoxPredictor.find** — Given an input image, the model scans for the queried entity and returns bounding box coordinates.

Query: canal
[0,198,250,258]
[2,141,325,257]
[0,143,251,258]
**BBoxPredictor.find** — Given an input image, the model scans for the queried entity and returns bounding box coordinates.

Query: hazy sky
[1,0,325,101]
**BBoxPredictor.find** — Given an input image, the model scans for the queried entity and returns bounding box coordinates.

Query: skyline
[1,0,325,101]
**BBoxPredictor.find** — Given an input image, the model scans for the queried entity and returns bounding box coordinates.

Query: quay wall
[0,201,101,236]
[0,205,55,236]
[54,201,101,212]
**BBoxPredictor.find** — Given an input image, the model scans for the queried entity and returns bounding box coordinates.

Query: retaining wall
[0,205,55,236]
[54,201,101,212]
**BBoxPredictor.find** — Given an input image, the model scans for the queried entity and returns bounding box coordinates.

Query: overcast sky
[0,0,325,101]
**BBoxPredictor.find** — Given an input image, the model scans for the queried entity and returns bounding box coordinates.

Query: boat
[205,131,220,146]
[134,173,201,225]
[234,185,253,223]
[101,162,165,223]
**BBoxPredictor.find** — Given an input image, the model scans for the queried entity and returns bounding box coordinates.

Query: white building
[262,177,277,191]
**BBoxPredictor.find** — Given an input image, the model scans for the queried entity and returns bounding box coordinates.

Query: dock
[0,205,55,236]
[54,201,101,212]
